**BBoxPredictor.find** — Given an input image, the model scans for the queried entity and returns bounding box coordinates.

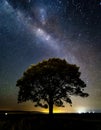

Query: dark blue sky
[0,0,101,112]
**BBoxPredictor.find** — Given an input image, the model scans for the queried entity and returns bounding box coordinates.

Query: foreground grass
[0,112,101,130]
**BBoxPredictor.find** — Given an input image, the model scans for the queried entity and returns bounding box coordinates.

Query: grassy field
[0,111,101,130]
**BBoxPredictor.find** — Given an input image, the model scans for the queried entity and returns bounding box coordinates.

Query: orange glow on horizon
[41,107,74,113]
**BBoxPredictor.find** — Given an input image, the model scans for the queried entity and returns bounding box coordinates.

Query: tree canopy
[16,58,89,114]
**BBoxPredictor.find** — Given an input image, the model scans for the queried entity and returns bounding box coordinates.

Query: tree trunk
[49,96,53,115]
[48,97,54,129]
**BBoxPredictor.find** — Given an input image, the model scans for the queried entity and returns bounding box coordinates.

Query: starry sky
[0,0,101,113]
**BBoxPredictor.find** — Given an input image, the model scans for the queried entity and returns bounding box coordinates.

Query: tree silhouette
[16,58,89,114]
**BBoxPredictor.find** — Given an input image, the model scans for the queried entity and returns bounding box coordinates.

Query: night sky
[0,0,101,113]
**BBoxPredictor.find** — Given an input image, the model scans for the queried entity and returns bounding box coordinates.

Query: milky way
[0,0,101,112]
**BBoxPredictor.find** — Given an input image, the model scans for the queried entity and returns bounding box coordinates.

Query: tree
[16,58,89,114]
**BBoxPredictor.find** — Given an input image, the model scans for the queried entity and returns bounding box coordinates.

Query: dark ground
[0,111,101,130]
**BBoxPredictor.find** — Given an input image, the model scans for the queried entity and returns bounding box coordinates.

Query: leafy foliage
[16,58,89,113]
